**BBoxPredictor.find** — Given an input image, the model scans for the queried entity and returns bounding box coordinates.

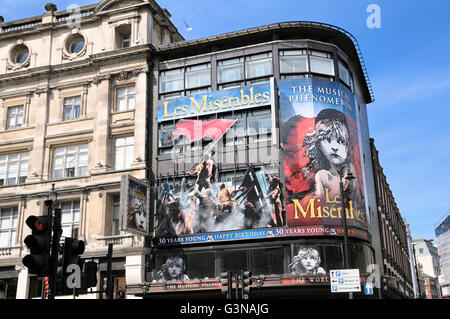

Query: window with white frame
[114,136,134,170]
[0,207,18,247]
[309,50,335,76]
[185,63,211,90]
[112,195,120,236]
[63,96,81,121]
[52,144,88,179]
[116,86,135,111]
[58,200,80,239]
[0,152,28,186]
[338,60,353,90]
[217,57,244,84]
[159,68,184,94]
[245,52,273,79]
[6,106,24,130]
[279,50,308,74]
[115,24,131,49]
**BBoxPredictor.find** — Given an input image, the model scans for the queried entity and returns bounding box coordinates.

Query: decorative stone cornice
[33,87,50,96]
[91,73,111,86]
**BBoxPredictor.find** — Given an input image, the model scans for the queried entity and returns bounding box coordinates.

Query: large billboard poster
[154,83,287,245]
[153,80,369,247]
[279,78,368,231]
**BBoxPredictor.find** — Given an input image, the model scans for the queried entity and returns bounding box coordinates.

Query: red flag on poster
[168,119,237,143]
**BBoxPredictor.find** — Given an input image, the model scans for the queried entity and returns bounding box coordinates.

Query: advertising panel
[157,83,271,122]
[435,214,449,237]
[155,83,286,244]
[154,79,369,247]
[279,78,368,231]
[120,175,150,236]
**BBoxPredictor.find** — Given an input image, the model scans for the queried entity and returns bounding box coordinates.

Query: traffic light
[220,271,232,299]
[242,270,252,298]
[62,237,85,277]
[22,215,51,276]
[117,289,126,299]
[84,261,98,289]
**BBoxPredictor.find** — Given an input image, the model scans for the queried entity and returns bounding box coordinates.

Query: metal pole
[106,243,113,299]
[235,272,239,299]
[48,207,61,300]
[339,171,353,300]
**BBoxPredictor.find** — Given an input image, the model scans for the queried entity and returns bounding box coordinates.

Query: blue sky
[2,0,449,240]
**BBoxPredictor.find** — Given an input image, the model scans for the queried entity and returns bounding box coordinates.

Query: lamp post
[44,184,60,299]
[339,168,354,299]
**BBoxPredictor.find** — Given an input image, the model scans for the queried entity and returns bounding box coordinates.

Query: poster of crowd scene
[154,117,285,237]
[279,78,368,230]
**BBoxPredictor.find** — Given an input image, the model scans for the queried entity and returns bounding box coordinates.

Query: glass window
[159,91,184,101]
[0,152,28,186]
[6,106,24,129]
[251,248,284,275]
[339,61,351,87]
[0,278,17,299]
[121,34,130,48]
[112,195,120,236]
[0,207,18,247]
[186,87,211,96]
[217,57,244,84]
[58,200,80,239]
[245,53,272,79]
[185,63,211,89]
[158,123,174,148]
[221,250,248,273]
[52,144,88,179]
[280,50,308,74]
[12,45,29,64]
[63,96,81,121]
[116,86,135,111]
[309,51,334,76]
[247,108,272,143]
[159,68,184,94]
[185,252,216,279]
[66,34,85,54]
[114,136,134,170]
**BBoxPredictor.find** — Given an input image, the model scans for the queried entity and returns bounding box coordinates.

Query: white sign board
[330,269,362,293]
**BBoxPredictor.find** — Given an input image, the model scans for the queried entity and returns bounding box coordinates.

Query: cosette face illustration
[318,122,349,166]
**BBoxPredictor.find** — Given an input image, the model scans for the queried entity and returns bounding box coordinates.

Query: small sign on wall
[120,175,150,236]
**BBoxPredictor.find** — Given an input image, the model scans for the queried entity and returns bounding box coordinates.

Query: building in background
[370,139,414,298]
[434,211,449,299]
[412,239,441,299]
[405,222,420,298]
[0,0,182,299]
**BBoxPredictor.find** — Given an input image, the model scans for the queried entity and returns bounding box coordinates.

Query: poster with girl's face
[280,78,368,231]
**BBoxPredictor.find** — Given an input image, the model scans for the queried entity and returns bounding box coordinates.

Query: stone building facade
[0,0,182,299]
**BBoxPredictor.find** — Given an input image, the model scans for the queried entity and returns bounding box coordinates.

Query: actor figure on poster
[128,197,147,232]
[216,183,246,223]
[155,256,190,282]
[268,175,284,227]
[187,153,215,193]
[302,109,360,203]
[194,188,217,233]
[290,247,326,276]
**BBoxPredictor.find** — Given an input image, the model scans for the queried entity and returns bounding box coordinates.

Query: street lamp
[339,167,354,299]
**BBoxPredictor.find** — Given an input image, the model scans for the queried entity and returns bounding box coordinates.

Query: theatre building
[127,21,385,299]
